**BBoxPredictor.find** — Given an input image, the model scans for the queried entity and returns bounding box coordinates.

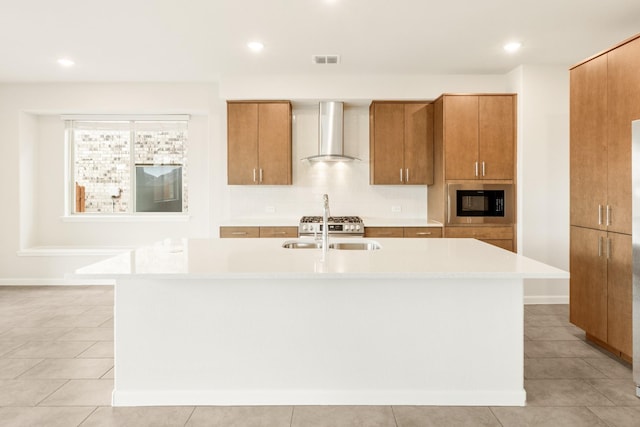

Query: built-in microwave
[447,183,514,225]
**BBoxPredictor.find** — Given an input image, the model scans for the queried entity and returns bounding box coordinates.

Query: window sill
[61,214,191,223]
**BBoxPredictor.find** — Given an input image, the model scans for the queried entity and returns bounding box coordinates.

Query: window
[67,117,188,214]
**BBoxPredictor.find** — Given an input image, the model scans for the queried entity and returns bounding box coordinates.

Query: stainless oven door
[447,183,514,225]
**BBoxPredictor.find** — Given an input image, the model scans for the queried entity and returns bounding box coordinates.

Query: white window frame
[63,114,190,219]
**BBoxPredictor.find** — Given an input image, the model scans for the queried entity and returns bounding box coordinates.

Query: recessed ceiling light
[503,42,522,53]
[57,58,75,67]
[247,41,264,52]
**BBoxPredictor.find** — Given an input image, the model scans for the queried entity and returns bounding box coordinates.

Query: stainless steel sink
[329,242,381,251]
[282,240,381,250]
[282,241,323,249]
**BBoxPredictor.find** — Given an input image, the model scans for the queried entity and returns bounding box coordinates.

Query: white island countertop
[73,237,568,280]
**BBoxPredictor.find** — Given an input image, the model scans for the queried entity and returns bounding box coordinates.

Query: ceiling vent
[312,55,340,65]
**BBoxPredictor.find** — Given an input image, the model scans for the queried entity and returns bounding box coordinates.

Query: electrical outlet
[265,206,276,213]
[391,206,401,213]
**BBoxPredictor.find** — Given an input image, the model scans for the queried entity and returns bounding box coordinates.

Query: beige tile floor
[0,285,639,426]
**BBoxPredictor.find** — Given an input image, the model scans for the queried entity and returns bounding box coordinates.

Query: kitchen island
[74,237,568,407]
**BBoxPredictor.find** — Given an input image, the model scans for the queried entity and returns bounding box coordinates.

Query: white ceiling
[2,0,640,82]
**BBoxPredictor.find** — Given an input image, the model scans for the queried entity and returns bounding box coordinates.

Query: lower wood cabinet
[259,227,298,238]
[570,225,632,360]
[364,227,442,238]
[444,226,514,252]
[220,226,297,238]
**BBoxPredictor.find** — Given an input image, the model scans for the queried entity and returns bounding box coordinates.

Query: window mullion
[130,122,136,214]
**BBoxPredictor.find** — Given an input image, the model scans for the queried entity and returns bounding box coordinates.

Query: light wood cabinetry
[403,227,442,238]
[220,226,298,238]
[439,95,516,181]
[364,227,442,238]
[227,101,292,185]
[369,101,434,185]
[428,93,517,251]
[259,227,298,238]
[220,226,260,238]
[444,226,514,252]
[570,34,640,361]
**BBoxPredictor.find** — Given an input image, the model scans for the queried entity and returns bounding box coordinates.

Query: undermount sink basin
[282,240,381,251]
[329,242,381,251]
[282,241,323,249]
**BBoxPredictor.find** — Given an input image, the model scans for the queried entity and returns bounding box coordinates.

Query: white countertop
[73,237,568,281]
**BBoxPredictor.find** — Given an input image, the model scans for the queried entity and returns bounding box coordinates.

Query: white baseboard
[0,278,115,286]
[524,295,569,305]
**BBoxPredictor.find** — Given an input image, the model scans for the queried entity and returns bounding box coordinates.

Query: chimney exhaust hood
[303,101,360,162]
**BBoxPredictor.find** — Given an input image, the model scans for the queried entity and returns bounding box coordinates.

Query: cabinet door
[607,232,632,357]
[404,103,433,185]
[478,95,515,180]
[371,103,405,184]
[404,227,442,238]
[606,39,640,234]
[259,226,298,238]
[569,226,607,341]
[364,227,404,238]
[258,103,291,185]
[444,96,479,180]
[570,56,608,228]
[220,226,260,238]
[227,103,259,185]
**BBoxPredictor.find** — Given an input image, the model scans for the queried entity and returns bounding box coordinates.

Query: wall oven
[447,183,514,225]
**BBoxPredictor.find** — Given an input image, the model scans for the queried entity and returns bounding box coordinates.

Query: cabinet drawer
[220,226,260,238]
[445,226,513,240]
[259,226,298,238]
[364,227,404,238]
[404,227,442,238]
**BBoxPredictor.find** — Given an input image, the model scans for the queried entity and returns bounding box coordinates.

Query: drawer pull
[416,232,432,235]
[231,231,248,235]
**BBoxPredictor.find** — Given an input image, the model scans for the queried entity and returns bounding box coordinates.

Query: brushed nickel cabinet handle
[416,232,432,236]
[606,237,611,259]
[606,205,611,226]
[598,236,602,257]
[232,231,248,235]
[253,168,257,183]
[406,168,409,183]
[598,205,602,226]
[400,168,403,182]
[482,161,486,177]
[475,161,478,177]
[259,168,263,183]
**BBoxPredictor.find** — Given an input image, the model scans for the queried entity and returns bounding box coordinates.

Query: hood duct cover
[303,101,360,162]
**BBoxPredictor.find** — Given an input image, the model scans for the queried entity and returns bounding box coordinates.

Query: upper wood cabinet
[227,101,292,185]
[437,94,516,181]
[369,101,434,185]
[569,33,640,362]
[570,37,640,233]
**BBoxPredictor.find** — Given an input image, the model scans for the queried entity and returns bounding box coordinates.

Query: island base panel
[112,277,525,406]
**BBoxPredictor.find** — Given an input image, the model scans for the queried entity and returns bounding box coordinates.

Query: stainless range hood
[303,101,360,162]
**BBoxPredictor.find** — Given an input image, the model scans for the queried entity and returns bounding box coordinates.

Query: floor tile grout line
[34,378,71,406]
[183,406,197,427]
[390,405,399,427]
[76,406,99,427]
[487,406,505,427]
[14,358,47,379]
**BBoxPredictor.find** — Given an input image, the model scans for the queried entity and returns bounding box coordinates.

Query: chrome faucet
[322,194,330,251]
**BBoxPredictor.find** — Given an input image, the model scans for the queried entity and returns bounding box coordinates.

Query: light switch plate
[391,206,401,213]
[266,206,276,213]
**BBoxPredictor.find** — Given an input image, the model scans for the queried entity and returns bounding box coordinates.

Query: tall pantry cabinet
[570,34,640,361]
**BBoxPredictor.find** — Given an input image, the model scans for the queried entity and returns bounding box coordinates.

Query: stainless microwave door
[447,183,514,225]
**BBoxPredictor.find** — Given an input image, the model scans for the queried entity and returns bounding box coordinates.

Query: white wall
[508,65,570,303]
[0,73,571,303]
